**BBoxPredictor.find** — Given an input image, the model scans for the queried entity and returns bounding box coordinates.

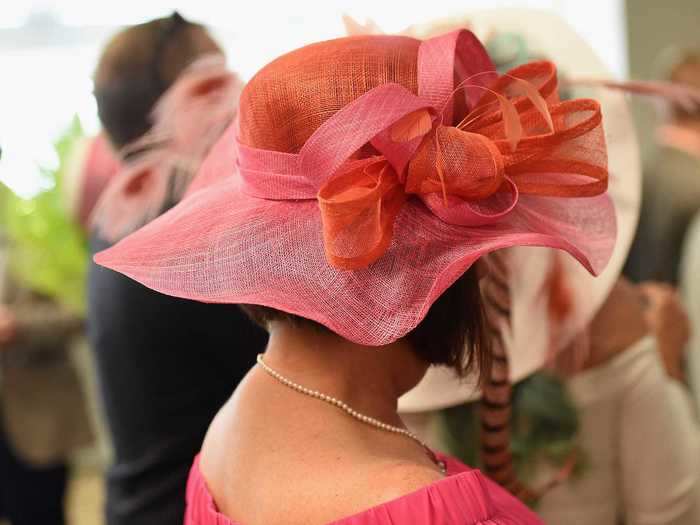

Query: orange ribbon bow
[318,61,608,270]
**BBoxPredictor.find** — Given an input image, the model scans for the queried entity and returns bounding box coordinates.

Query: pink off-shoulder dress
[185,453,543,524]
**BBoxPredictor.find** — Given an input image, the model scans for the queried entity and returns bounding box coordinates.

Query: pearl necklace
[256,354,446,474]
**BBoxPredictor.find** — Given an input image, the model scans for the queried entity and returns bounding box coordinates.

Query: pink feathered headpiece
[90,55,243,241]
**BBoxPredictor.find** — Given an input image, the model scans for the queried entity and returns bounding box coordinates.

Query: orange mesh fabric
[239,36,420,153]
[408,127,505,200]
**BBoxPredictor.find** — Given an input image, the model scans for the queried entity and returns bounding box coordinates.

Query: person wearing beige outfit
[0,202,93,525]
[533,281,700,525]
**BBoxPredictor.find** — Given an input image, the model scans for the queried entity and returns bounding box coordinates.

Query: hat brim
[95,166,614,347]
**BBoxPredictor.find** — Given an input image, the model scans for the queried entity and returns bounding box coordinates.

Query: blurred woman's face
[672,61,700,90]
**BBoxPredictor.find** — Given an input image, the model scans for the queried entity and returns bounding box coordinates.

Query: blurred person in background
[87,12,267,525]
[626,50,700,283]
[0,176,93,525]
[533,275,694,525]
[654,51,700,410]
[473,266,699,525]
[486,268,700,525]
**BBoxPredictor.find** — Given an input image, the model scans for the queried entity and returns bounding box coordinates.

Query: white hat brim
[399,8,641,412]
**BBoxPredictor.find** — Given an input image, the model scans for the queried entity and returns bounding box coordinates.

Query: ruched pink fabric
[184,454,543,524]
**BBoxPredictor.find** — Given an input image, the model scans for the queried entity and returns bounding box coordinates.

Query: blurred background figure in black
[86,12,267,525]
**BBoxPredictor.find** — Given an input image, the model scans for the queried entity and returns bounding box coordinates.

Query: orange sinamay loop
[407,126,505,201]
[318,159,407,270]
[434,132,449,205]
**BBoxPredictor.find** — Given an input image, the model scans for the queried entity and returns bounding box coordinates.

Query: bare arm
[640,282,691,382]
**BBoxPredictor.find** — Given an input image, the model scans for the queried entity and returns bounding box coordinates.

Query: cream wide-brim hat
[398,8,641,412]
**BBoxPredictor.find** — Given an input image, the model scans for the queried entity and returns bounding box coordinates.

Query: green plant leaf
[1,117,88,314]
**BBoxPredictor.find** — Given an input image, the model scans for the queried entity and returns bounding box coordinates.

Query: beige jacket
[0,242,94,466]
[537,336,700,525]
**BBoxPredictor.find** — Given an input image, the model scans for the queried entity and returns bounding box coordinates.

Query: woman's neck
[261,321,428,428]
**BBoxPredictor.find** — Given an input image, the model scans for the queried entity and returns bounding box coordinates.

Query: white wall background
[0,0,627,196]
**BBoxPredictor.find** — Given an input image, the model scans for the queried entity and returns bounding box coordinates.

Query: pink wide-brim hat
[95,30,616,347]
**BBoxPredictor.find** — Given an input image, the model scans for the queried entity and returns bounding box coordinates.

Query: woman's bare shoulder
[370,459,444,497]
[198,369,447,524]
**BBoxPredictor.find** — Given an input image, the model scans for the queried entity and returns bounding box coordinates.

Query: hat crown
[239,35,421,153]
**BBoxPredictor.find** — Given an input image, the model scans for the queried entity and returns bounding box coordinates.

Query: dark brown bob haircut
[241,266,491,383]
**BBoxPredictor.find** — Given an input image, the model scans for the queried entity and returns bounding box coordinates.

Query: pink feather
[569,78,700,112]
